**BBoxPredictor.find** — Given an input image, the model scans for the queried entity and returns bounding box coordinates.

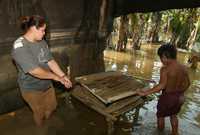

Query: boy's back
[165,62,190,93]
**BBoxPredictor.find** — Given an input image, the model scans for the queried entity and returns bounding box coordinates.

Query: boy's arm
[137,67,167,96]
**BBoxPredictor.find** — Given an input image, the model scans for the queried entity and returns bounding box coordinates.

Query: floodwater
[104,44,200,134]
[0,44,200,135]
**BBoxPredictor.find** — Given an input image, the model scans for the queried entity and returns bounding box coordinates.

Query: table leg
[106,118,114,135]
[133,106,141,125]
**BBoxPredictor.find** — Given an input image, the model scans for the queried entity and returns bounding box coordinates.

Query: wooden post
[106,117,115,135]
[133,105,141,125]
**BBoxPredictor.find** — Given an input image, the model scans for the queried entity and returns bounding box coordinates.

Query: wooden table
[71,71,152,135]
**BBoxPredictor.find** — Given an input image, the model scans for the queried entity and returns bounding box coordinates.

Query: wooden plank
[105,96,141,113]
[75,71,148,104]
[99,79,144,101]
[71,85,145,115]
[71,86,117,121]
[132,76,156,84]
[71,85,106,109]
[87,79,144,104]
[111,98,144,117]
[106,90,137,103]
[106,75,131,88]
[71,85,147,126]
[80,83,109,104]
[75,71,122,85]
[107,79,136,89]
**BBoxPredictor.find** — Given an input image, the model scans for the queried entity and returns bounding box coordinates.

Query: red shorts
[157,91,184,117]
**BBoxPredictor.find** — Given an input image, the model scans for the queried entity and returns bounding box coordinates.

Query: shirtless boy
[137,43,190,135]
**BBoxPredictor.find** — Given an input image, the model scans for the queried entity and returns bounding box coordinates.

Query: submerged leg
[22,91,45,127]
[33,108,45,127]
[170,115,179,135]
[157,117,165,131]
[44,87,57,119]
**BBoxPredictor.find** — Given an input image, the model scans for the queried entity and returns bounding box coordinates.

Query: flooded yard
[104,44,200,131]
[0,44,200,135]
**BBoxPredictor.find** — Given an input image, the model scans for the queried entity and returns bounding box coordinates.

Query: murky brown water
[104,45,200,127]
[0,44,200,135]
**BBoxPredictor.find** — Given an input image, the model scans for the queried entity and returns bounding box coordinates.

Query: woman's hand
[61,76,72,88]
[53,74,72,89]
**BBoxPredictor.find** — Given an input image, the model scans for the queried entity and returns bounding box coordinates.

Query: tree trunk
[117,15,128,51]
[131,14,145,50]
[148,12,162,43]
[176,9,198,49]
[186,16,200,49]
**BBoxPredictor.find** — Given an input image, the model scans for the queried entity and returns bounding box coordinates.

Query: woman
[11,15,72,127]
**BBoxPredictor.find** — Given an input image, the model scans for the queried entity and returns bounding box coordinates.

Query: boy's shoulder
[160,66,168,72]
[172,63,188,76]
[177,63,187,72]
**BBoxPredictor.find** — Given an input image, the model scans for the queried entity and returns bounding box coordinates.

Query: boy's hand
[136,89,147,96]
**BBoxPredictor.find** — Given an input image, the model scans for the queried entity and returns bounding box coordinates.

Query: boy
[137,43,190,135]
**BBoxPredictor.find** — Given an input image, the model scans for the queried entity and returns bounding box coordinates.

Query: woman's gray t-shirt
[12,37,53,91]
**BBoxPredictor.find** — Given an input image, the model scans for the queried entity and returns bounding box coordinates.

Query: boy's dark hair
[157,43,177,59]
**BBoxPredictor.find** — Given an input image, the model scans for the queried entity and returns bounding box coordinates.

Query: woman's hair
[157,43,177,59]
[20,15,46,32]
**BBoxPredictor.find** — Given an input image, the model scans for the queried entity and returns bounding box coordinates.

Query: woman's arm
[29,67,61,82]
[47,59,66,77]
[47,59,72,88]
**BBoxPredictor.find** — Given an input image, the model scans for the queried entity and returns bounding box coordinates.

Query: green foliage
[169,12,182,35]
[196,19,200,42]
[111,8,200,50]
[129,13,138,28]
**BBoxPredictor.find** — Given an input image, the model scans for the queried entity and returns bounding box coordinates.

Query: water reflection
[104,45,200,127]
[111,63,117,71]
